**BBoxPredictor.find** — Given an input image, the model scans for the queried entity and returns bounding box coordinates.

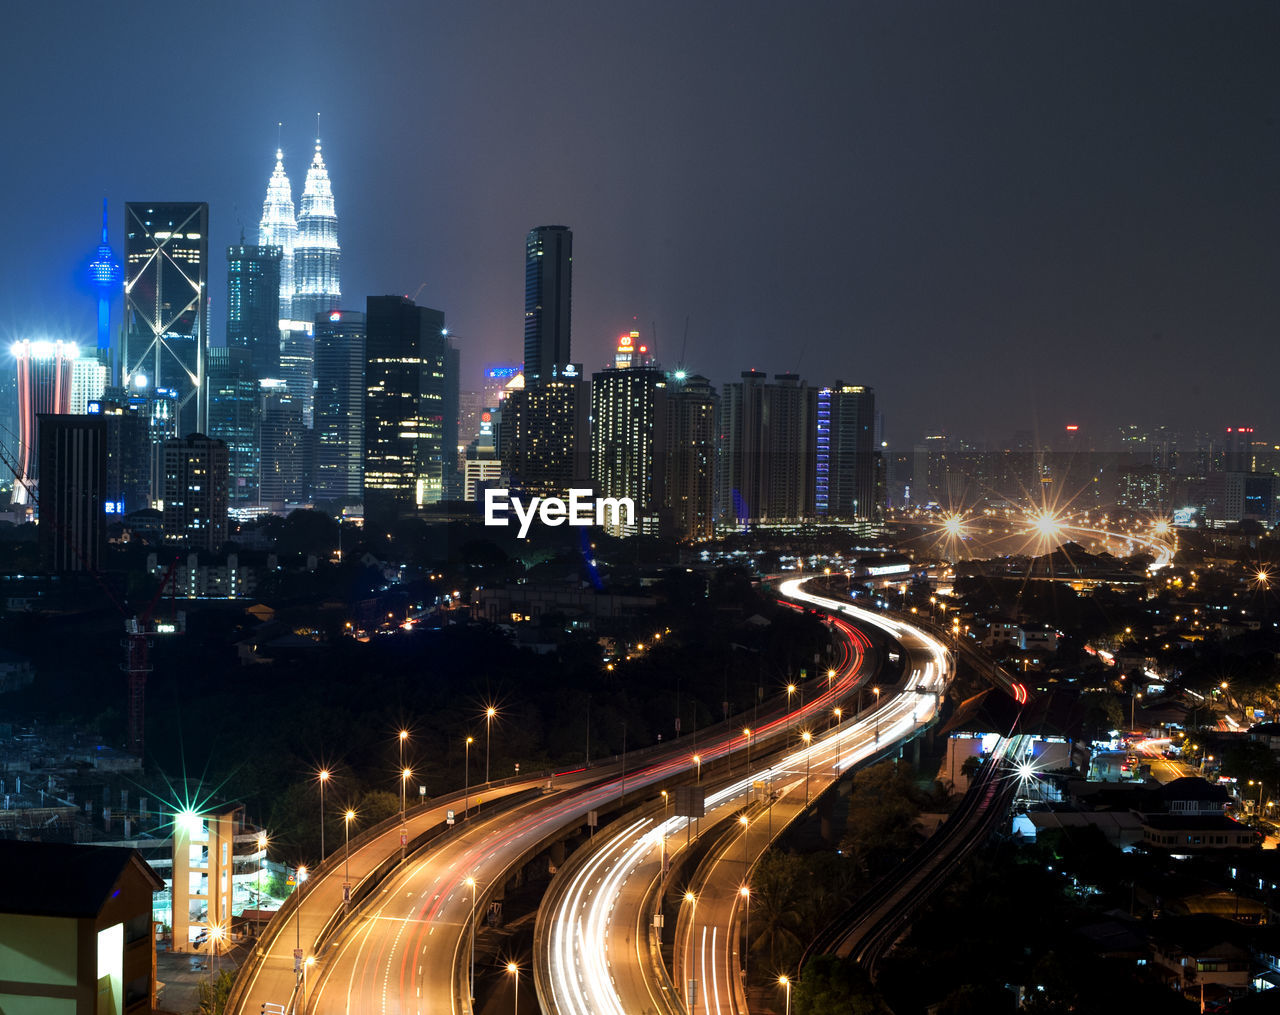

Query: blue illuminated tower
[85,199,122,354]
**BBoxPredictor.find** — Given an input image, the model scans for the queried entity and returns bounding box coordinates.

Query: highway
[295,607,874,1014]
[535,576,952,1015]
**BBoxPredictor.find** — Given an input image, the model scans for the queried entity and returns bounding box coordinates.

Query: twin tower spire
[259,130,341,323]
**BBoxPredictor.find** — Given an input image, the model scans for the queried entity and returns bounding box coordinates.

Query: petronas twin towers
[258,136,341,323]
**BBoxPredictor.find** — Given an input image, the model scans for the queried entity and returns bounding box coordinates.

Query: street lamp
[343,809,356,906]
[317,768,330,862]
[398,729,410,822]
[744,728,753,799]
[834,707,842,772]
[507,960,520,1015]
[255,832,267,936]
[787,683,797,712]
[466,876,478,1003]
[872,686,881,741]
[485,706,497,783]
[739,884,751,977]
[661,789,670,873]
[210,923,223,978]
[801,731,812,803]
[827,668,835,693]
[779,974,792,1015]
[294,865,308,1010]
[684,891,698,1015]
[465,736,474,817]
[401,767,412,847]
[739,813,749,869]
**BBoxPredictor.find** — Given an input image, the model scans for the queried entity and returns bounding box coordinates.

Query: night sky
[4,1,1277,445]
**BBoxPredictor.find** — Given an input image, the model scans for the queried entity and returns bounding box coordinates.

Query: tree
[793,954,891,1015]
[839,761,924,875]
[749,851,805,970]
[195,969,234,1014]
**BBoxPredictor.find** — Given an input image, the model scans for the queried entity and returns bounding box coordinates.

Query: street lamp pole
[684,891,697,1015]
[466,876,478,1004]
[294,866,307,1015]
[739,885,751,978]
[485,707,496,784]
[744,728,752,800]
[779,974,792,1015]
[317,769,330,863]
[801,731,812,804]
[343,810,355,907]
[834,708,842,772]
[507,961,519,1015]
[465,736,474,818]
[398,729,409,824]
[255,832,266,936]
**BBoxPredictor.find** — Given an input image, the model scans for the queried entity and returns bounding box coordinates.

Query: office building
[523,226,572,384]
[481,363,522,410]
[162,433,228,551]
[313,309,366,503]
[662,373,718,541]
[292,139,341,323]
[122,202,209,435]
[719,371,817,526]
[499,367,588,500]
[278,321,316,427]
[259,381,309,509]
[37,413,107,572]
[364,296,452,512]
[259,148,298,320]
[590,336,666,536]
[70,354,108,415]
[206,348,260,508]
[10,339,76,507]
[226,243,283,378]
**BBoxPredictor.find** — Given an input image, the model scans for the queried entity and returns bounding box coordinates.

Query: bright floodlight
[1032,510,1062,537]
[1018,762,1034,779]
[507,961,518,973]
[943,514,965,537]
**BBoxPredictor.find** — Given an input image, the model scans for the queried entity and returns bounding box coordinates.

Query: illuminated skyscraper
[258,149,298,321]
[259,380,309,508]
[207,348,260,508]
[313,310,365,503]
[292,139,341,323]
[523,226,572,385]
[363,296,451,513]
[10,339,76,507]
[122,202,209,435]
[824,383,878,522]
[499,368,588,500]
[85,199,122,354]
[226,243,282,378]
[590,334,666,536]
[662,373,718,541]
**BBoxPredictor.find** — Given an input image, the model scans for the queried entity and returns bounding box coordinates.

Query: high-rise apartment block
[500,368,588,500]
[122,203,209,435]
[363,296,453,512]
[226,243,283,378]
[523,226,572,385]
[86,396,150,515]
[161,434,228,552]
[817,383,879,522]
[662,373,719,541]
[719,371,817,526]
[259,381,309,508]
[313,310,366,503]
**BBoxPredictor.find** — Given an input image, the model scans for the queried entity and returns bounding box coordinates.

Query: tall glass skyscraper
[292,139,341,323]
[258,149,297,321]
[207,348,261,508]
[226,244,282,378]
[313,310,365,503]
[523,226,572,385]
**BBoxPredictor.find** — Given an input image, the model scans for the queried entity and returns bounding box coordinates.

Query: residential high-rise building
[37,414,107,572]
[523,226,572,385]
[364,296,451,512]
[85,199,122,355]
[226,243,283,378]
[122,203,209,435]
[292,139,340,323]
[313,310,366,503]
[259,148,298,321]
[719,371,817,527]
[10,339,76,507]
[207,348,261,509]
[662,373,718,541]
[820,383,878,522]
[162,433,228,552]
[259,381,309,509]
[590,336,666,536]
[499,367,588,500]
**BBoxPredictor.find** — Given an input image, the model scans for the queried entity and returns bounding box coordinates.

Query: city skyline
[3,2,1279,446]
